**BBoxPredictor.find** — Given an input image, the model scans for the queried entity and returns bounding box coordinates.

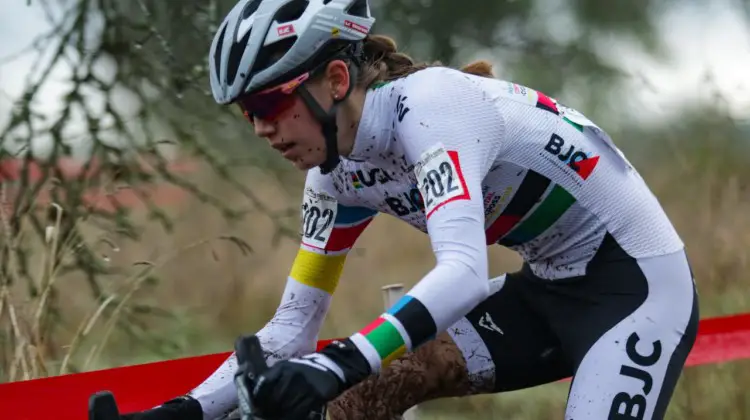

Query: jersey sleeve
[188,170,376,419]
[254,172,376,362]
[348,69,504,374]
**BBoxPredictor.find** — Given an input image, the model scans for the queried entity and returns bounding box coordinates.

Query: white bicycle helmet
[209,0,375,173]
[210,0,375,103]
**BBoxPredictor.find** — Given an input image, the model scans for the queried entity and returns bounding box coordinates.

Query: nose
[253,117,276,137]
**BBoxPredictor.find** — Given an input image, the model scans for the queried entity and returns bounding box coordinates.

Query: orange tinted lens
[236,72,310,122]
[238,89,296,122]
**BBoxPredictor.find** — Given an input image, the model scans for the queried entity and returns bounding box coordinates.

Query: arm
[188,174,377,419]
[349,70,503,374]
[256,188,378,363]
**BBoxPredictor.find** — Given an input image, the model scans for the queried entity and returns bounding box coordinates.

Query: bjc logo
[277,24,294,36]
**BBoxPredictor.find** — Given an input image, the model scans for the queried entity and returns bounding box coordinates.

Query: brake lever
[234,334,269,420]
[89,391,120,420]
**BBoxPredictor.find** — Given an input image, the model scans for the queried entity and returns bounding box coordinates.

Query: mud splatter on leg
[328,333,470,420]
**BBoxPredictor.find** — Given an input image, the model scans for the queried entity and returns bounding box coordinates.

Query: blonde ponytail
[459,60,495,78]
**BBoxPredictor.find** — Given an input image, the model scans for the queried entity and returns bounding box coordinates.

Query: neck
[336,88,366,157]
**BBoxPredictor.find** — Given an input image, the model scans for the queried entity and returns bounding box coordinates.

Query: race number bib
[414,144,470,218]
[301,188,338,249]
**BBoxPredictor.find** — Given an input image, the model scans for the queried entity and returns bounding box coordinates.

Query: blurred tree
[0,0,286,375]
[0,0,732,304]
[0,0,305,288]
[373,0,680,123]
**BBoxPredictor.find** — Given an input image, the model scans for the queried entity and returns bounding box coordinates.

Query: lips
[272,141,295,153]
[271,142,298,160]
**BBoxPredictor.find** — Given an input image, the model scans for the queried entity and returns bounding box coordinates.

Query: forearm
[186,278,333,418]
[254,246,347,361]
[256,277,334,364]
[187,247,345,419]
[351,267,488,376]
[347,218,486,377]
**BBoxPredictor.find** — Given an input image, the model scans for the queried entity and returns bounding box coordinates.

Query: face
[239,61,350,171]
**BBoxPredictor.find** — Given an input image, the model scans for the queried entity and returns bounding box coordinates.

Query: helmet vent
[275,0,308,24]
[227,28,252,86]
[213,24,227,82]
[248,37,298,83]
[347,0,369,17]
[241,0,263,19]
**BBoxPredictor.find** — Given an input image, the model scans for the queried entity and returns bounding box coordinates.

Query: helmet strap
[296,62,359,174]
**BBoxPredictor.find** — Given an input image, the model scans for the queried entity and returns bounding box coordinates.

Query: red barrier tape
[685,313,750,366]
[1,313,749,419]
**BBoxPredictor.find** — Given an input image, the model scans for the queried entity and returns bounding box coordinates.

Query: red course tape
[1,313,748,419]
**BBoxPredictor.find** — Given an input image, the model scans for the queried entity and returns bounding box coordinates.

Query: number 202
[421,161,459,207]
[303,205,334,242]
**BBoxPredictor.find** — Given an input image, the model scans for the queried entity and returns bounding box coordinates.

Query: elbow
[466,262,491,303]
[408,253,490,333]
[440,258,490,306]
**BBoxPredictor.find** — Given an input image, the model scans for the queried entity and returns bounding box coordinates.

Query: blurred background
[0,0,749,418]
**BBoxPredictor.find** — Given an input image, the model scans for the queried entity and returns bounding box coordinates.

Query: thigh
[447,273,573,394]
[561,249,699,420]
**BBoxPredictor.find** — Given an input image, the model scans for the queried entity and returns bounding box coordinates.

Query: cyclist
[119,0,698,419]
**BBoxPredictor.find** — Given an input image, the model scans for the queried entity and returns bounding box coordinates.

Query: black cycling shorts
[446,233,699,420]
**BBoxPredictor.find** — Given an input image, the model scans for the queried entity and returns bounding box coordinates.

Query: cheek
[276,101,310,135]
[281,101,325,145]
[275,100,328,168]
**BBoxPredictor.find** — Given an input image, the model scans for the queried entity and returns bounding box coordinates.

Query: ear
[324,60,351,100]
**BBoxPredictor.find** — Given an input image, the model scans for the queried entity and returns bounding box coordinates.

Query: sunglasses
[237,72,311,123]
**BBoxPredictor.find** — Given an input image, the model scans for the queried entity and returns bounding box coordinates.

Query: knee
[412,332,469,387]
[327,333,469,420]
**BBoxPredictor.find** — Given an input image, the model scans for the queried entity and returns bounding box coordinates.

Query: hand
[242,339,372,420]
[120,396,203,420]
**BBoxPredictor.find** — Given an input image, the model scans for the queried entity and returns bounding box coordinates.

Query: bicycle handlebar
[85,336,268,420]
[87,335,318,420]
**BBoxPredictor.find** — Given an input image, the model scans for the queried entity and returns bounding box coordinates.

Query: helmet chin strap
[295,63,359,175]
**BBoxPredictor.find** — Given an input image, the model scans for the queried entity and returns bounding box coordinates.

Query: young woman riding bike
[119,0,698,419]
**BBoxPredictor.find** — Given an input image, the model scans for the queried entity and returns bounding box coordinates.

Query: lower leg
[328,332,471,420]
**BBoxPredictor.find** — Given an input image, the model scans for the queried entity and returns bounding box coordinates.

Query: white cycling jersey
[189,66,684,419]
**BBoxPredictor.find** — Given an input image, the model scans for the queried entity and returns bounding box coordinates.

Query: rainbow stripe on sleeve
[351,295,437,372]
[293,205,376,294]
[302,205,377,253]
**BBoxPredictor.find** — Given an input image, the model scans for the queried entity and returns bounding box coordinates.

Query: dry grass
[1,143,748,418]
